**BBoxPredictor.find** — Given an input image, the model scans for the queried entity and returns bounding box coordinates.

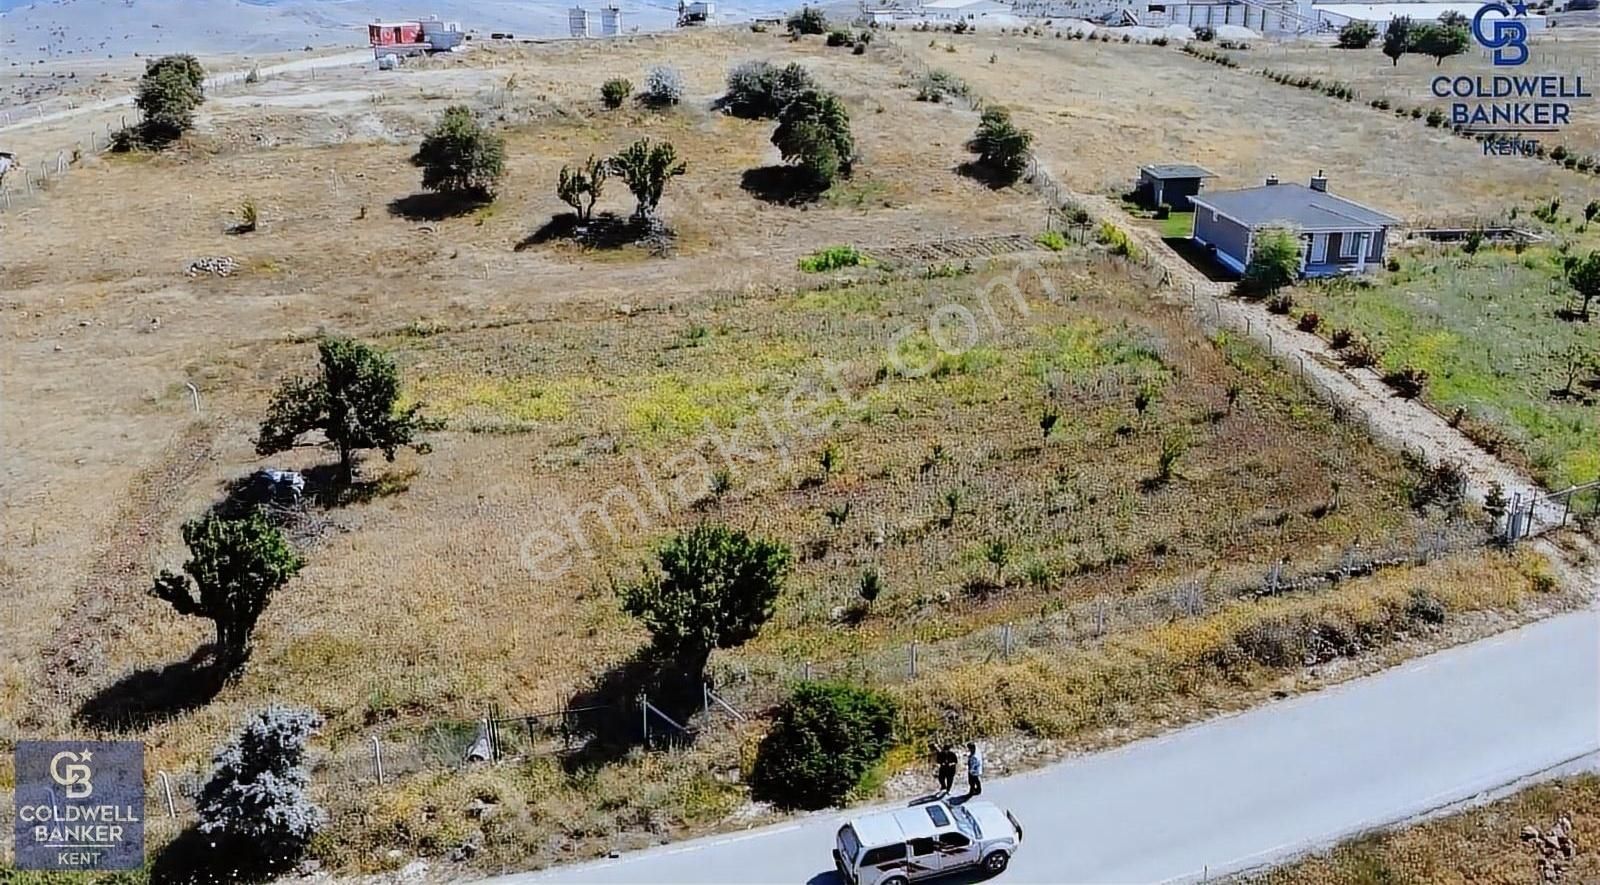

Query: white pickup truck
[833,800,1023,885]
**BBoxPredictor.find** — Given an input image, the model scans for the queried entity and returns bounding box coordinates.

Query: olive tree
[617,523,792,681]
[1337,20,1378,48]
[1412,22,1470,65]
[607,138,687,224]
[724,60,816,118]
[150,509,303,667]
[256,336,434,482]
[198,706,326,867]
[411,105,505,199]
[751,682,897,809]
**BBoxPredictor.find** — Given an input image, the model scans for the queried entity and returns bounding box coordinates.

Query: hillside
[0,0,790,62]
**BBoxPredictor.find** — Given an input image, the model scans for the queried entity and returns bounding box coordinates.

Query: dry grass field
[1248,30,1600,160]
[899,29,1600,221]
[1243,773,1600,885]
[0,25,1585,878]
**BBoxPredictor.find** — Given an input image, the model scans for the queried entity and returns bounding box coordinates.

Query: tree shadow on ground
[75,645,230,731]
[955,160,1019,191]
[740,165,826,206]
[558,647,706,772]
[1161,236,1239,283]
[151,828,293,885]
[387,190,490,221]
[514,212,654,252]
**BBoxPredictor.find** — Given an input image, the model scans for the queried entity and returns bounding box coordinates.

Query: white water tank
[601,5,623,35]
[570,6,592,36]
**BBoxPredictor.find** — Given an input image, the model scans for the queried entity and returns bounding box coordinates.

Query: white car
[833,800,1023,885]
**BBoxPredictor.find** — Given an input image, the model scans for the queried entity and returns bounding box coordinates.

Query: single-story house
[1189,173,1400,277]
[1138,163,1216,211]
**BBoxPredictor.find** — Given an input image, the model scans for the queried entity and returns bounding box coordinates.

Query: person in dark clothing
[966,742,984,796]
[937,744,958,794]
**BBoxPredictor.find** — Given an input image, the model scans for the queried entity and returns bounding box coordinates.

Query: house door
[1309,234,1327,264]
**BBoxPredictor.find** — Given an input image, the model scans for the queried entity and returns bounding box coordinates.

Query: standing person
[928,742,943,794]
[965,742,984,796]
[938,744,958,795]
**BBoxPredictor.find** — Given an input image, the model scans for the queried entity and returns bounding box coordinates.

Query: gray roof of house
[1140,163,1216,180]
[1189,183,1399,231]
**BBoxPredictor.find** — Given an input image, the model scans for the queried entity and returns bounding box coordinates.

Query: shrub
[1237,228,1301,298]
[774,88,854,189]
[915,68,969,103]
[1340,338,1381,368]
[1383,365,1429,398]
[643,65,685,107]
[557,154,608,223]
[1266,293,1293,314]
[600,77,632,108]
[608,138,687,224]
[1296,311,1321,332]
[1035,229,1067,251]
[724,60,815,118]
[198,706,326,867]
[1409,458,1467,510]
[411,105,505,198]
[618,523,792,680]
[1096,220,1140,259]
[799,245,868,272]
[1426,107,1446,127]
[149,509,303,668]
[1338,19,1378,48]
[750,682,897,809]
[968,105,1034,184]
[135,57,205,145]
[1330,327,1355,349]
[235,198,259,234]
[1194,26,1215,41]
[826,29,853,47]
[788,5,827,34]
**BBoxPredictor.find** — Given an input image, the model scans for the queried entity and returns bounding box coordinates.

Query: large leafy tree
[145,53,206,92]
[724,60,816,119]
[256,337,434,482]
[411,105,505,198]
[773,89,854,189]
[1412,22,1470,65]
[1337,20,1378,48]
[607,138,687,224]
[1382,16,1412,66]
[618,523,792,680]
[751,682,897,809]
[968,105,1034,185]
[150,510,303,667]
[198,706,327,867]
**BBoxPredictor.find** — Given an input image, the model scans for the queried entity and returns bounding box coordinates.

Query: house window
[1340,232,1362,259]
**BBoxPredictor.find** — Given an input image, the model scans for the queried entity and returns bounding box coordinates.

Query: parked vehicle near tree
[833,800,1022,885]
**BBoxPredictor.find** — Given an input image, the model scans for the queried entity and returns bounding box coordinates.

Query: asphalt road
[497,609,1599,884]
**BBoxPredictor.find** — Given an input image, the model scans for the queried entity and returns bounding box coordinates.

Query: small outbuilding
[1138,163,1216,211]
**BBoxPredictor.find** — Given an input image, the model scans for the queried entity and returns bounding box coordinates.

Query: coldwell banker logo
[13,741,145,871]
[1434,0,1592,153]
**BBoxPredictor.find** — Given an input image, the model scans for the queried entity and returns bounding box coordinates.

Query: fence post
[369,735,385,786]
[640,693,649,745]
[156,771,177,818]
[1002,623,1013,658]
[909,642,918,679]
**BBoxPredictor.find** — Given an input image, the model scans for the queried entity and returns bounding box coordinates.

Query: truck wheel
[982,851,1010,875]
[883,877,908,885]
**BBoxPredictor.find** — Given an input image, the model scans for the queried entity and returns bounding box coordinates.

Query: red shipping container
[370,22,423,46]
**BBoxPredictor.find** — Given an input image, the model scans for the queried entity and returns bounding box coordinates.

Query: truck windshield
[953,804,982,839]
